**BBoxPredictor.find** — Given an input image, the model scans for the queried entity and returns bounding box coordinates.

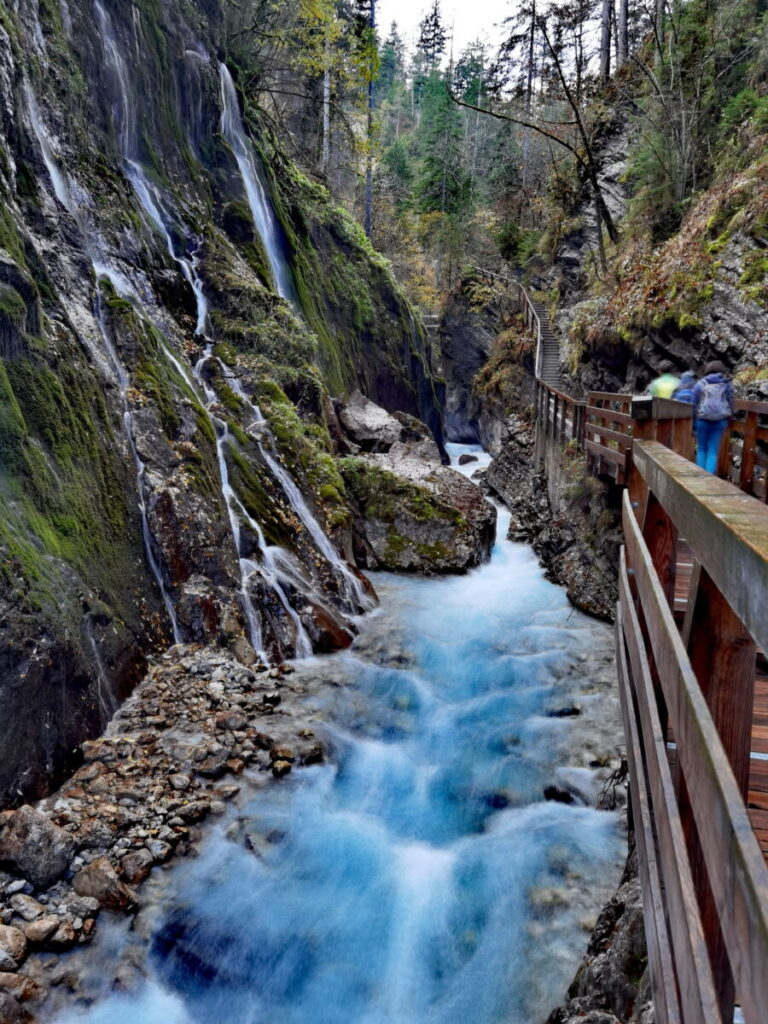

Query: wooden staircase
[530,298,561,387]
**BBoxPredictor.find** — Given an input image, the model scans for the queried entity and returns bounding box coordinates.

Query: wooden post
[642,495,678,611]
[740,412,758,496]
[682,568,756,1020]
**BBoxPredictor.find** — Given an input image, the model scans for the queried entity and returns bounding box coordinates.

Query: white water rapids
[52,445,625,1024]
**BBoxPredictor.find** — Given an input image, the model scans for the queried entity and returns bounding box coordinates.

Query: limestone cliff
[0,0,445,805]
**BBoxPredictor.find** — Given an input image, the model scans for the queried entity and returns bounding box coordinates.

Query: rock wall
[0,0,444,805]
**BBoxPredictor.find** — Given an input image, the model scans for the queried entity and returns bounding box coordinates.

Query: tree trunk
[364,0,376,238]
[617,0,629,67]
[600,0,613,82]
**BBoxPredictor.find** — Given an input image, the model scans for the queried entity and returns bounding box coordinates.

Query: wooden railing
[719,399,768,502]
[533,374,768,1022]
[617,442,768,1024]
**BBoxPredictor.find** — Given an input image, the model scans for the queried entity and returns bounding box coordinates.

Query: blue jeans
[695,418,728,474]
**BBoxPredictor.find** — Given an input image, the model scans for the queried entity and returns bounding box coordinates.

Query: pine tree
[416,72,470,215]
[418,1,447,72]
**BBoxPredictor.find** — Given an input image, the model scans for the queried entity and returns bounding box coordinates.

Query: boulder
[341,443,496,574]
[73,858,137,913]
[0,807,77,889]
[336,392,408,452]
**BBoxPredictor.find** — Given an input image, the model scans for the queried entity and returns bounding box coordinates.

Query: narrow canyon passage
[52,448,624,1024]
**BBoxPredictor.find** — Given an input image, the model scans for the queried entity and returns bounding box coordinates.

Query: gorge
[4,0,767,1021]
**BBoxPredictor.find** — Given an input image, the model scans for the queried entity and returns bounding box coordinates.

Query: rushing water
[219,63,299,306]
[54,445,624,1024]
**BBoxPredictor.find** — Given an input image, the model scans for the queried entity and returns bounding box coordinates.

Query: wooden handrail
[632,441,768,653]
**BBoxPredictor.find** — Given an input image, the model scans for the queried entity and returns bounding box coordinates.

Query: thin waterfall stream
[52,444,625,1024]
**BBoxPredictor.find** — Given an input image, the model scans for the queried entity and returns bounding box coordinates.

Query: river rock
[0,973,44,1004]
[0,808,77,890]
[0,927,26,968]
[73,858,137,913]
[47,922,77,951]
[22,918,58,946]
[6,899,43,926]
[0,992,31,1023]
[119,850,154,885]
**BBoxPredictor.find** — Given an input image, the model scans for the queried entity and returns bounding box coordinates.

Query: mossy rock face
[0,0,452,806]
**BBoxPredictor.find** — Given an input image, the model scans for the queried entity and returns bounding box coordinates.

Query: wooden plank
[631,396,697,422]
[643,495,678,610]
[632,441,768,655]
[585,439,628,467]
[620,557,722,1022]
[589,390,632,405]
[622,491,768,1024]
[616,604,683,1024]
[586,405,634,426]
[585,422,634,447]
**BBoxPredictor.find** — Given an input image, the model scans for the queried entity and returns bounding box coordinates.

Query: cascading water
[25,85,182,643]
[92,2,366,654]
[219,63,298,306]
[52,444,625,1024]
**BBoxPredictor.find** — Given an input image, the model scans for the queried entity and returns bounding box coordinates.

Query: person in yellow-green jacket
[647,360,680,399]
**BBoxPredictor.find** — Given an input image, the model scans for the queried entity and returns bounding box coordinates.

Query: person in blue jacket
[692,361,734,473]
[672,371,697,404]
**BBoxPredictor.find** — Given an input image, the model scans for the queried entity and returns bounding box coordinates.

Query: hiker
[672,370,697,404]
[647,361,680,399]
[692,360,734,473]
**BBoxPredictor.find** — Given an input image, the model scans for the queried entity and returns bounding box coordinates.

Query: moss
[340,457,462,526]
[256,377,351,530]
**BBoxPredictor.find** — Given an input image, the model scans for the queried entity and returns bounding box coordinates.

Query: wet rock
[22,919,58,947]
[299,743,325,766]
[307,604,355,653]
[178,801,210,825]
[271,760,292,778]
[543,785,578,805]
[0,808,77,890]
[72,859,137,913]
[146,841,172,864]
[215,712,247,732]
[0,974,43,1004]
[0,927,26,968]
[0,992,31,1023]
[458,453,478,465]
[168,774,191,792]
[7,899,43,925]
[215,785,240,801]
[119,850,154,885]
[47,923,77,952]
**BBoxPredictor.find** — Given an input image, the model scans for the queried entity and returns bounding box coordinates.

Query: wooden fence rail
[531,356,768,1022]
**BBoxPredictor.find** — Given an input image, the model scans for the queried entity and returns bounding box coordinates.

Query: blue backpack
[697,377,731,421]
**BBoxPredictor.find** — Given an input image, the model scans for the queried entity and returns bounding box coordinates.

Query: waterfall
[25,84,182,644]
[218,63,299,306]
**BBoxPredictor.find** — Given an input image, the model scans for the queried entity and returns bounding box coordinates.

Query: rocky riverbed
[0,646,331,1021]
